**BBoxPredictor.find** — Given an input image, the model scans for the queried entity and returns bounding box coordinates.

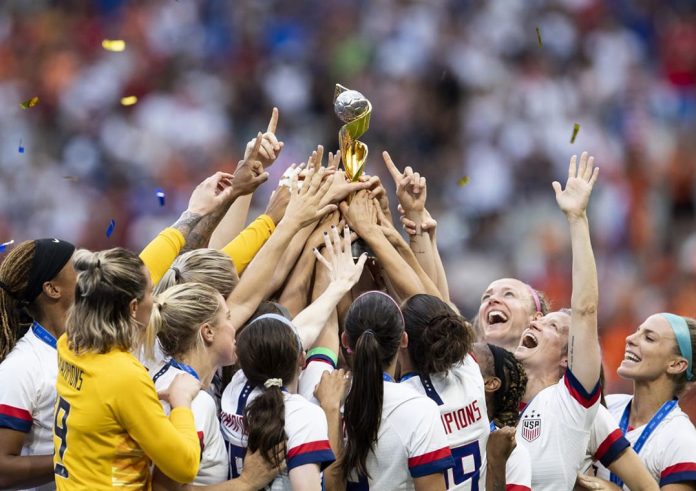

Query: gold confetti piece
[120,96,138,106]
[457,176,470,187]
[536,27,543,48]
[20,96,39,109]
[570,123,581,144]
[102,39,126,52]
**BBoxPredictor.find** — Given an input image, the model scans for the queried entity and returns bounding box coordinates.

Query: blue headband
[661,313,693,381]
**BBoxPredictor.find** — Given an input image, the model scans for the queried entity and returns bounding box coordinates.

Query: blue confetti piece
[106,219,116,238]
[156,188,165,206]
[18,139,24,154]
[0,240,14,253]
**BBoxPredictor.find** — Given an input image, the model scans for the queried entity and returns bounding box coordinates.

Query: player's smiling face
[515,311,569,369]
[479,278,536,349]
[618,314,686,382]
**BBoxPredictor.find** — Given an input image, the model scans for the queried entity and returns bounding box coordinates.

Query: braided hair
[488,343,527,427]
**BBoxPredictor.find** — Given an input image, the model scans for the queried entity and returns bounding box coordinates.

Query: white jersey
[298,353,336,405]
[595,394,696,488]
[0,323,58,491]
[489,423,532,491]
[515,369,601,491]
[151,360,228,485]
[400,355,489,490]
[579,404,630,475]
[220,370,335,490]
[345,378,455,490]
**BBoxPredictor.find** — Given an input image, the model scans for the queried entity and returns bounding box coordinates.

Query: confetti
[18,139,24,154]
[0,240,14,253]
[156,188,165,206]
[102,39,126,52]
[457,176,470,187]
[536,27,543,48]
[570,123,581,144]
[106,219,116,238]
[20,96,39,109]
[120,96,138,106]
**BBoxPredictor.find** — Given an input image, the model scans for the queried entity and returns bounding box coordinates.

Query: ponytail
[236,315,302,468]
[342,330,383,480]
[245,386,287,468]
[0,242,35,360]
[340,291,404,481]
[402,294,474,375]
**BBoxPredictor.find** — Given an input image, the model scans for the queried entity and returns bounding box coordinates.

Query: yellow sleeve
[113,365,200,483]
[139,228,185,285]
[221,214,275,274]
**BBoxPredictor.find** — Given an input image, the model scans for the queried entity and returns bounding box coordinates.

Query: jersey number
[53,397,70,478]
[445,440,481,489]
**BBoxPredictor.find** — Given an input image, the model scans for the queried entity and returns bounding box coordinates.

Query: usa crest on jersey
[521,411,541,442]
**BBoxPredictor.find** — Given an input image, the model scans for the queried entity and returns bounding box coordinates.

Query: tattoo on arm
[181,209,226,252]
[569,335,575,368]
[171,211,203,247]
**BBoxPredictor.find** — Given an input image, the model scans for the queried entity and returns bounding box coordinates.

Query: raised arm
[553,152,600,393]
[209,107,283,249]
[292,225,367,349]
[226,163,336,328]
[340,191,425,299]
[140,172,237,284]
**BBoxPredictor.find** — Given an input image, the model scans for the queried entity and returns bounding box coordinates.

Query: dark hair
[672,316,696,396]
[402,294,474,375]
[236,316,302,468]
[488,343,527,427]
[341,291,404,481]
[0,241,35,360]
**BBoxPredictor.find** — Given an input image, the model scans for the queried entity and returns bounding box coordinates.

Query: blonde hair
[151,283,222,359]
[67,248,147,354]
[155,249,238,298]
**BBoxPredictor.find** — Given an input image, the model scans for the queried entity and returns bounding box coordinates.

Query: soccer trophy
[334,84,373,259]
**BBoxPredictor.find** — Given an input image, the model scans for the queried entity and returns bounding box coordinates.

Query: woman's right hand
[160,373,201,408]
[283,155,337,229]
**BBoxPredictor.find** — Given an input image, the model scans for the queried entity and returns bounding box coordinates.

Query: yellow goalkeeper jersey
[53,335,200,490]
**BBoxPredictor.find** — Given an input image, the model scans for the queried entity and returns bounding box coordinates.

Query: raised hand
[338,189,379,237]
[264,185,291,225]
[321,168,372,206]
[186,171,236,215]
[552,151,599,219]
[382,151,427,214]
[233,133,270,196]
[243,107,284,168]
[399,205,437,237]
[314,225,368,291]
[283,162,337,228]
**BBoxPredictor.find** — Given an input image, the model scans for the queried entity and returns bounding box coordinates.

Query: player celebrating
[220,314,336,490]
[53,248,202,489]
[0,239,75,490]
[512,152,602,490]
[397,293,488,490]
[335,291,454,490]
[591,314,696,489]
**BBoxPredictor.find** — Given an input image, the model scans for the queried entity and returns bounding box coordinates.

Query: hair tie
[363,329,375,337]
[661,313,693,381]
[0,279,19,300]
[264,378,283,389]
[526,284,542,314]
[172,267,182,282]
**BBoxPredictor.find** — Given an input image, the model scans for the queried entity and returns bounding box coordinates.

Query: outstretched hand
[314,225,368,292]
[552,151,599,219]
[243,107,284,168]
[186,171,235,215]
[382,151,427,214]
[283,160,337,228]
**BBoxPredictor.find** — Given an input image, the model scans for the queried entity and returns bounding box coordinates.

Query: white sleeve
[285,400,335,472]
[0,354,36,433]
[587,405,629,469]
[555,369,601,430]
[191,392,217,452]
[298,358,334,405]
[506,442,531,491]
[657,423,696,487]
[402,397,455,478]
